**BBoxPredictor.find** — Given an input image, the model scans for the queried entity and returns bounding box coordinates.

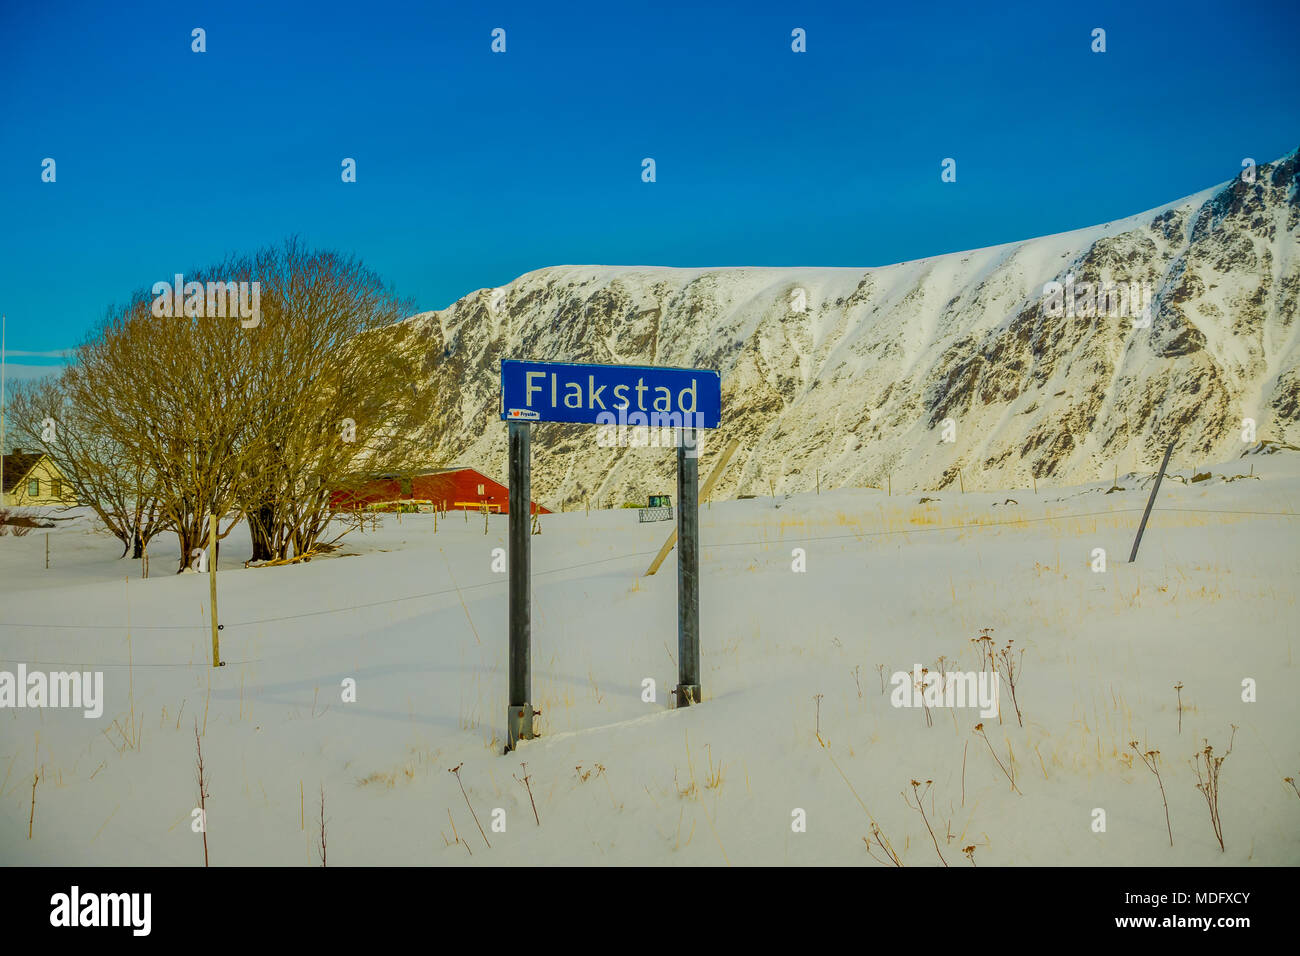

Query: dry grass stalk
[28,772,38,840]
[450,762,490,849]
[862,822,904,867]
[317,784,328,866]
[194,719,209,866]
[996,639,1025,727]
[514,763,540,825]
[903,779,947,866]
[1130,741,1173,846]
[974,722,1020,794]
[1191,726,1236,852]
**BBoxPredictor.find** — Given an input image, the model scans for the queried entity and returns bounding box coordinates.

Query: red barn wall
[331,469,550,515]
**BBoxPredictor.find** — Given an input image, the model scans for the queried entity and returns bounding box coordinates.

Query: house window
[28,479,39,497]
[477,483,485,495]
[51,479,61,498]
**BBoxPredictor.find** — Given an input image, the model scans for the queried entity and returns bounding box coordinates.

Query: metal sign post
[499,359,721,751]
[676,427,700,705]
[507,420,533,749]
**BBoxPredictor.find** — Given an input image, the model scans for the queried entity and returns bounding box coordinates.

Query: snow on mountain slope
[406,152,1298,509]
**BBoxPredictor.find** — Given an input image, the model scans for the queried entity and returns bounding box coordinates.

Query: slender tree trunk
[175,514,201,574]
[249,503,274,562]
[176,527,193,573]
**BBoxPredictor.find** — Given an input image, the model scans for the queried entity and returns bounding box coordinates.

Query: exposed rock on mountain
[405,151,1298,508]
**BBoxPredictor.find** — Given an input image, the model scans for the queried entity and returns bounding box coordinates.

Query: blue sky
[0,0,1296,374]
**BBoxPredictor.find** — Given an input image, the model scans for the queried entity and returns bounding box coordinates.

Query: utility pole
[1129,441,1175,563]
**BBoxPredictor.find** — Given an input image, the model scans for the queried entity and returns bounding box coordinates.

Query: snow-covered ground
[1,450,1297,866]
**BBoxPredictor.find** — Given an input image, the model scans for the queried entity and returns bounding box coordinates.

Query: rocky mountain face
[402,151,1299,508]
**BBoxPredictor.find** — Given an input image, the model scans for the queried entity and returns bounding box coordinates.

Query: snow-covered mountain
[405,151,1299,508]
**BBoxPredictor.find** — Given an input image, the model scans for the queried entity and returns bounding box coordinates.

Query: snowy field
[1,451,1297,866]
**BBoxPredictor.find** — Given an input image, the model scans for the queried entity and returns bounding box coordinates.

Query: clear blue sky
[1,0,1296,375]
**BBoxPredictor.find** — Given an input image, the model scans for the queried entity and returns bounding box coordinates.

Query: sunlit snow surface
[2,449,1296,865]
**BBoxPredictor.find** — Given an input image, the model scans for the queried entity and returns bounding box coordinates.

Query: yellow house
[1,450,78,506]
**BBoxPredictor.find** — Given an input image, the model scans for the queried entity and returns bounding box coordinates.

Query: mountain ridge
[403,151,1299,508]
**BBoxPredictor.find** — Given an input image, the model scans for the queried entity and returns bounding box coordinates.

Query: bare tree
[68,277,265,571]
[15,239,434,570]
[234,238,435,562]
[7,375,167,557]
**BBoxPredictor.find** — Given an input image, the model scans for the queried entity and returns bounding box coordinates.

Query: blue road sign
[500,359,721,428]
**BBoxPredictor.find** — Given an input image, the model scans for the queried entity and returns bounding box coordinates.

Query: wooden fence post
[209,515,220,667]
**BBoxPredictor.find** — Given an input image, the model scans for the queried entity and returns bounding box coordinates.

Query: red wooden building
[331,466,551,515]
